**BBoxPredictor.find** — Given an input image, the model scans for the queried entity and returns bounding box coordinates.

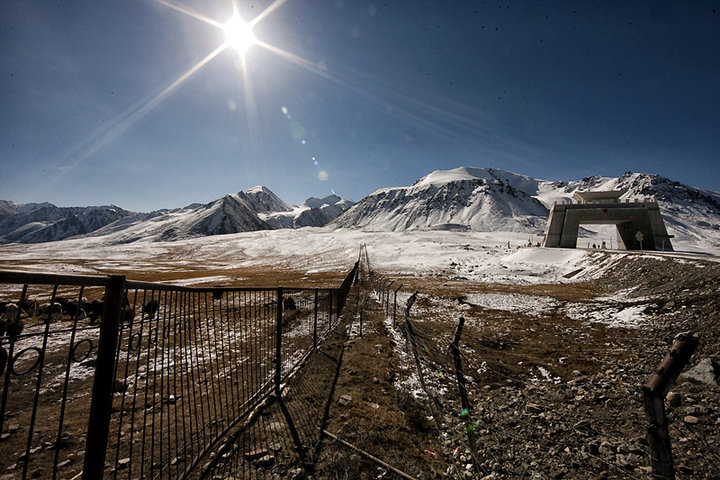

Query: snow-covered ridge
[0,188,354,244]
[335,167,550,232]
[332,167,720,252]
[259,195,354,229]
[2,167,719,252]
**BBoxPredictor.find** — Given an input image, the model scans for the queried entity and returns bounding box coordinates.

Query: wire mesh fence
[367,271,718,480]
[0,263,357,480]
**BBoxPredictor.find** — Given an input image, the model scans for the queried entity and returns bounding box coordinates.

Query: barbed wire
[383,299,659,480]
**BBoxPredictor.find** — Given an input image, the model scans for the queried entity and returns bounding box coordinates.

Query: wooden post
[450,317,482,473]
[643,332,699,480]
[451,317,470,414]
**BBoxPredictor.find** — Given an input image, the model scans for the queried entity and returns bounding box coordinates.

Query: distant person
[602,241,606,249]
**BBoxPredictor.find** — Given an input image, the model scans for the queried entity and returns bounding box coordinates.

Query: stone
[680,358,719,385]
[666,391,681,407]
[244,449,269,461]
[255,455,275,468]
[682,415,700,425]
[338,394,352,406]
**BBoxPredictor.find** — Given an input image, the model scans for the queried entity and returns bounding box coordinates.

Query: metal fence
[0,263,357,480]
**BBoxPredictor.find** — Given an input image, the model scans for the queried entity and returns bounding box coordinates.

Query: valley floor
[1,230,718,478]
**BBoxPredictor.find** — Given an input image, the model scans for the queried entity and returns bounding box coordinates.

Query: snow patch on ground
[564,303,650,328]
[462,293,559,315]
[1,229,717,290]
[167,275,234,286]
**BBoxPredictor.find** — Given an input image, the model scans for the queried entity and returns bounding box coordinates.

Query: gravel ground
[314,251,720,479]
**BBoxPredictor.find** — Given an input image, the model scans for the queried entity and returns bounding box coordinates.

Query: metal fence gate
[0,262,357,480]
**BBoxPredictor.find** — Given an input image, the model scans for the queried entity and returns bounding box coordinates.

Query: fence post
[83,275,125,480]
[643,332,699,480]
[393,285,403,327]
[451,317,470,413]
[314,288,318,348]
[386,281,395,316]
[275,287,284,393]
[450,316,485,473]
[328,290,333,331]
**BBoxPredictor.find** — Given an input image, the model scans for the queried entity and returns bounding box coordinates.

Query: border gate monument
[541,190,674,251]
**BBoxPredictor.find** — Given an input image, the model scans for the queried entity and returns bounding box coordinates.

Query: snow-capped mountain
[0,202,136,243]
[333,167,549,232]
[236,186,291,214]
[84,189,354,243]
[331,167,720,250]
[0,187,354,244]
[2,168,719,250]
[261,195,354,229]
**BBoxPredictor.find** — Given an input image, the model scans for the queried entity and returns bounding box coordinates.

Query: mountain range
[2,167,719,250]
[0,187,354,244]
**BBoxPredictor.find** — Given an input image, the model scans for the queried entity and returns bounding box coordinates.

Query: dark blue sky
[2,1,719,211]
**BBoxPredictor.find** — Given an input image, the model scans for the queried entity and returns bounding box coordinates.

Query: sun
[223,13,256,53]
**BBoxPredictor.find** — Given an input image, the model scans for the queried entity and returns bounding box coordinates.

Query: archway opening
[576,224,619,250]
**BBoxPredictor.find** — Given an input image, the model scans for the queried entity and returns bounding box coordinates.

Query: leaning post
[83,275,125,480]
[450,317,482,472]
[643,332,699,480]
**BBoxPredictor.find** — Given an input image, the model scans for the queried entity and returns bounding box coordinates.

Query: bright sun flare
[223,14,255,53]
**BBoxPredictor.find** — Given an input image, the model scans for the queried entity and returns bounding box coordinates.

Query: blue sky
[2,1,719,211]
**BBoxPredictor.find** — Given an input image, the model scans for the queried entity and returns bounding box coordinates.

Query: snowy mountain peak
[303,195,342,209]
[0,186,351,243]
[333,167,720,251]
[3,169,718,251]
[335,166,548,232]
[261,194,355,229]
[236,186,291,213]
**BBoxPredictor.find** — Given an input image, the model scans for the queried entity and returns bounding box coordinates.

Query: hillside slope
[0,188,353,244]
[332,167,720,252]
[333,167,549,232]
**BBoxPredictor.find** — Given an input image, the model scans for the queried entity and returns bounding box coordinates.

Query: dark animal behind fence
[141,298,159,319]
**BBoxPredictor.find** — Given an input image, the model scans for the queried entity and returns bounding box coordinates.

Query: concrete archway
[542,191,674,251]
